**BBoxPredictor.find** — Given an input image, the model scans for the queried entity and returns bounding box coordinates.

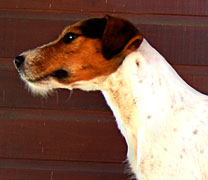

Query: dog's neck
[102,39,194,130]
[100,39,205,168]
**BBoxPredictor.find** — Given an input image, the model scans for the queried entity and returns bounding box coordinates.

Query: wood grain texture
[0,107,126,162]
[0,159,129,180]
[0,0,208,16]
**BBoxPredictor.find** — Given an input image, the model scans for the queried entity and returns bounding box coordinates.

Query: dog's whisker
[66,90,73,102]
[55,90,59,104]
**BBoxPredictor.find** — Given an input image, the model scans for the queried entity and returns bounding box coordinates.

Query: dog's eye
[62,32,79,44]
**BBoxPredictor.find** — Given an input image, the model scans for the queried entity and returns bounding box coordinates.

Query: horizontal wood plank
[0,159,129,180]
[0,0,208,16]
[174,65,208,95]
[0,107,126,162]
[1,10,208,65]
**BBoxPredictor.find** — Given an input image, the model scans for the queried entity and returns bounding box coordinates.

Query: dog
[14,15,208,179]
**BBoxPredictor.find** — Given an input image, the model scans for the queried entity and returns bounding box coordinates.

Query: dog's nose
[14,55,25,70]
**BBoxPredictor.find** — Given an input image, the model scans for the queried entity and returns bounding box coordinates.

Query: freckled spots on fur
[171,95,176,104]
[173,128,177,132]
[180,96,184,102]
[193,129,198,135]
[125,116,131,124]
[147,115,152,119]
[82,65,87,70]
[150,163,154,171]
[179,107,185,111]
[158,78,162,86]
[133,98,136,104]
[163,135,167,139]
[180,154,183,159]
[182,148,186,153]
[139,80,143,83]
[195,145,199,151]
[200,149,204,154]
[200,120,205,125]
[164,147,168,152]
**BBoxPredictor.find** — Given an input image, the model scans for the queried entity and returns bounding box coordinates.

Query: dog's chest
[101,39,208,179]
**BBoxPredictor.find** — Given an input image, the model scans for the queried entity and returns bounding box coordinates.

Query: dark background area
[0,0,208,179]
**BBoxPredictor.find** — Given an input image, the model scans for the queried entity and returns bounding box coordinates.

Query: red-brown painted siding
[0,0,208,179]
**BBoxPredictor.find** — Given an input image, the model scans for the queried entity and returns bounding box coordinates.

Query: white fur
[99,39,208,179]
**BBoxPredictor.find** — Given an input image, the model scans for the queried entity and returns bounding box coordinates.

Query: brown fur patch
[19,16,143,86]
[25,37,122,84]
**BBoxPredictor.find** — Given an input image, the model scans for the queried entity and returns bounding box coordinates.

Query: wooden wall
[0,0,208,179]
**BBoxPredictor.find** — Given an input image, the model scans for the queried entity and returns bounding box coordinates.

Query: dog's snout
[14,55,25,70]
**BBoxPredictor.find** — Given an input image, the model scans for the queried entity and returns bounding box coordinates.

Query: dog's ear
[102,15,143,60]
[80,16,143,60]
[80,17,107,39]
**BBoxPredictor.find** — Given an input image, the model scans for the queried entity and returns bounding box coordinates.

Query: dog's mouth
[20,69,70,83]
[19,69,71,96]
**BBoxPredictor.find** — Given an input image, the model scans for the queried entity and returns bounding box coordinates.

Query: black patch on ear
[80,18,107,39]
[102,16,141,60]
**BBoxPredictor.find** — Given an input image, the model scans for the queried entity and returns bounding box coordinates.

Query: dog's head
[14,15,143,95]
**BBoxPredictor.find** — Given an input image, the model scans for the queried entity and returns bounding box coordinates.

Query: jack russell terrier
[14,15,208,180]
